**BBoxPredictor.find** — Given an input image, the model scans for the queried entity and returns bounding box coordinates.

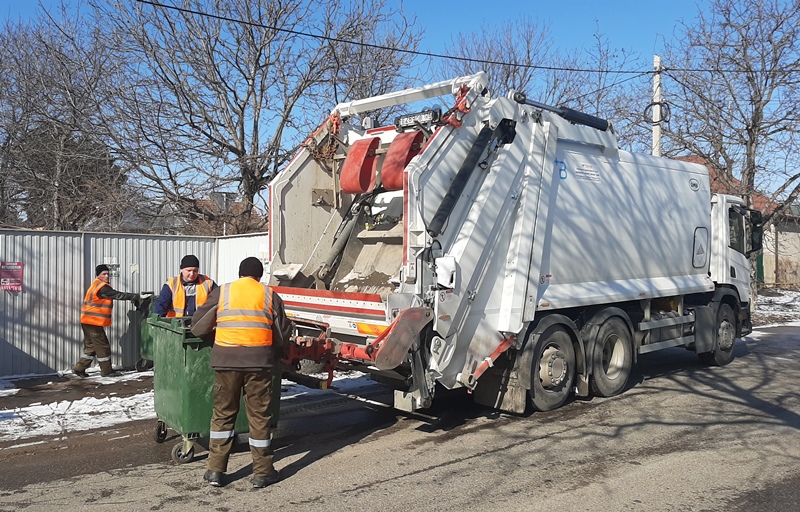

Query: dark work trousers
[74,323,114,375]
[207,369,275,476]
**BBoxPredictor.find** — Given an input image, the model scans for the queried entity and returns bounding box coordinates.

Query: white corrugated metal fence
[1,229,268,377]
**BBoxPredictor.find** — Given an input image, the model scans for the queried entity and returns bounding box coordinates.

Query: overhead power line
[135,0,800,76]
[135,0,647,75]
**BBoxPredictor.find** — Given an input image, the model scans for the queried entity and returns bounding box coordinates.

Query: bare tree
[0,12,136,231]
[437,18,649,150]
[0,23,23,228]
[438,17,571,102]
[663,0,800,223]
[90,0,422,234]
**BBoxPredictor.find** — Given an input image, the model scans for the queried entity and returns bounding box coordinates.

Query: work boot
[101,370,121,377]
[203,470,223,487]
[251,470,280,488]
[98,360,115,376]
[73,369,88,379]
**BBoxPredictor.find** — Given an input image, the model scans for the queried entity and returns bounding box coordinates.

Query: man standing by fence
[154,254,216,318]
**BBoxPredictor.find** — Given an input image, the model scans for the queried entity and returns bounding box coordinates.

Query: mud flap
[473,352,528,414]
[693,304,716,354]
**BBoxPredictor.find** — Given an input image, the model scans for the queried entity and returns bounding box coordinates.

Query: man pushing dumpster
[191,256,292,488]
[73,264,152,378]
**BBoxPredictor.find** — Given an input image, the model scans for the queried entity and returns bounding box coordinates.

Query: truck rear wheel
[698,303,736,366]
[590,317,633,397]
[528,326,575,412]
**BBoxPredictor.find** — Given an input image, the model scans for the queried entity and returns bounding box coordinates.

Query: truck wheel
[699,303,736,366]
[528,326,576,412]
[590,317,633,397]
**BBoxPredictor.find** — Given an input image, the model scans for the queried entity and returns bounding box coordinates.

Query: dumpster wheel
[135,358,153,372]
[171,441,195,464]
[154,421,168,443]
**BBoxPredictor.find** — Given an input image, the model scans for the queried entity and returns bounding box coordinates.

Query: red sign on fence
[1,261,23,292]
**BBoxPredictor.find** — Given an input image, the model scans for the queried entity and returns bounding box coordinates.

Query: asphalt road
[1,326,799,511]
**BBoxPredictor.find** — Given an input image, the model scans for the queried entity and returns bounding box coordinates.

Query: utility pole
[652,55,663,157]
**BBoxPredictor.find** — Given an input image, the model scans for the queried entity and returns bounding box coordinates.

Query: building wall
[0,230,217,376]
[762,223,800,288]
[215,233,270,284]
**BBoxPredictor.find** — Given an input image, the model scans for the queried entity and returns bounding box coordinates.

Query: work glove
[140,293,153,300]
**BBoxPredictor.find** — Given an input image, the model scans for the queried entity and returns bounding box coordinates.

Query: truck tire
[528,326,576,412]
[698,303,736,366]
[589,317,633,397]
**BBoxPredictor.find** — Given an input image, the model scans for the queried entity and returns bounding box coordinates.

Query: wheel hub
[718,319,735,350]
[539,346,568,388]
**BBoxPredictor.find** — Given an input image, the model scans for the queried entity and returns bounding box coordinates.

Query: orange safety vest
[215,278,274,348]
[166,274,213,317]
[80,278,113,326]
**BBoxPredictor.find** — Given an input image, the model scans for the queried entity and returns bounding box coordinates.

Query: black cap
[238,257,264,279]
[180,255,200,269]
[95,264,110,276]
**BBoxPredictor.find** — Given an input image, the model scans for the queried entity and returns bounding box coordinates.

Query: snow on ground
[0,370,374,444]
[2,288,800,445]
[752,287,800,327]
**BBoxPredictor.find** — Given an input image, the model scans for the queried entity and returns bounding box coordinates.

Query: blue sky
[2,0,706,70]
[406,0,704,58]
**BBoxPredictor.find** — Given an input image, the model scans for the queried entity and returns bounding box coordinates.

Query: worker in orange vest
[73,264,151,378]
[154,254,216,318]
[191,257,292,489]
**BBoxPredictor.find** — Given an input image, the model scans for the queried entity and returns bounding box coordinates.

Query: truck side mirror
[746,209,764,257]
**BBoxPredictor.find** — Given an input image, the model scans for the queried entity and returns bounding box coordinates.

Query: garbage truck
[270,71,764,414]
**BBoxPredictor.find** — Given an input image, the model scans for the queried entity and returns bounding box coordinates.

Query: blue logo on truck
[555,159,567,180]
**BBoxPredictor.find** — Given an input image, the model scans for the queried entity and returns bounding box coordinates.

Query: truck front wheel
[590,317,633,397]
[528,326,576,412]
[698,303,737,366]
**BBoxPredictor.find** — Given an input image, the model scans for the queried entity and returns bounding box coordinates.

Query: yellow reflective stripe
[220,284,231,309]
[218,308,273,319]
[169,276,187,317]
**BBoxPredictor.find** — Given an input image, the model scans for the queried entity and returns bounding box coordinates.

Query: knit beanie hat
[95,264,110,276]
[180,254,200,269]
[238,257,264,279]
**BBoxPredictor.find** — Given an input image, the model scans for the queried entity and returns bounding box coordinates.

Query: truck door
[726,204,752,300]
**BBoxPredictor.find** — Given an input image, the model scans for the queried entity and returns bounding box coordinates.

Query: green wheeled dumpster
[148,316,281,464]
